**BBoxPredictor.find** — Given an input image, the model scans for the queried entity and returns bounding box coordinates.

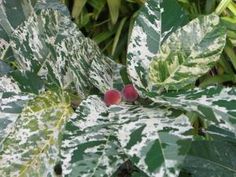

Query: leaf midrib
[19,105,72,176]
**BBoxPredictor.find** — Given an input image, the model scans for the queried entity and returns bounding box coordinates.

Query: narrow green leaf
[71,0,87,18]
[112,17,127,56]
[149,14,226,92]
[215,0,231,15]
[0,91,73,176]
[224,39,236,70]
[205,0,216,13]
[107,0,121,24]
[93,31,115,44]
[87,0,106,19]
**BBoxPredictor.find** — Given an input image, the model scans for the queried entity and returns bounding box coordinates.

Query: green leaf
[112,17,127,56]
[71,0,87,19]
[182,125,236,177]
[61,96,193,176]
[87,0,106,19]
[148,86,236,132]
[0,91,73,176]
[107,0,121,24]
[0,61,11,76]
[149,14,226,92]
[127,0,188,95]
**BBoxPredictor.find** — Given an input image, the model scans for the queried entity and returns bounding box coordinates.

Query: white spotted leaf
[0,91,73,176]
[149,14,226,92]
[127,0,188,95]
[0,92,33,144]
[60,95,193,176]
[89,57,125,93]
[148,86,236,133]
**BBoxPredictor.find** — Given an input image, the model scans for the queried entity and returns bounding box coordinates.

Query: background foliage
[60,0,144,64]
[66,0,236,88]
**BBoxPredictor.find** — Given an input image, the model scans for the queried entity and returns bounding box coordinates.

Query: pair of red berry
[104,84,139,106]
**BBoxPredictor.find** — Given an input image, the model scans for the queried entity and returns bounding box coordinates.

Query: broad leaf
[0,91,73,176]
[148,86,236,132]
[149,14,226,92]
[0,75,20,93]
[61,95,193,176]
[127,0,188,95]
[182,125,236,177]
[89,56,125,93]
[112,104,192,177]
[0,92,32,143]
[60,95,125,176]
[0,0,36,59]
[0,60,10,75]
[10,8,99,97]
[34,0,70,16]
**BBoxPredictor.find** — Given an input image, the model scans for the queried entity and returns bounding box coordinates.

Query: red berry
[104,89,122,106]
[122,84,139,102]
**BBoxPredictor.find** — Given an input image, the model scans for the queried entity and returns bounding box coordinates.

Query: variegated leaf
[127,0,188,95]
[0,75,20,93]
[53,36,100,97]
[0,0,36,59]
[148,14,226,92]
[61,95,193,176]
[60,95,126,176]
[10,8,99,96]
[148,86,236,133]
[111,104,192,177]
[89,56,125,93]
[0,92,32,143]
[0,91,73,176]
[34,0,70,16]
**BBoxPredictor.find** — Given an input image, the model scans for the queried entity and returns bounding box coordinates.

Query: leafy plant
[0,0,236,177]
[61,0,143,63]
[178,0,236,88]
